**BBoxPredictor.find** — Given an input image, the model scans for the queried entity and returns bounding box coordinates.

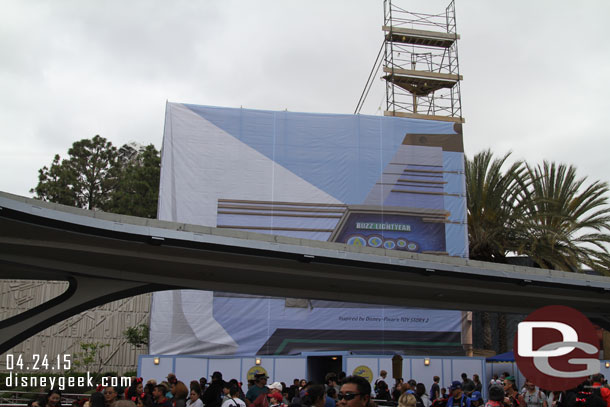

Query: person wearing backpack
[520,379,548,407]
[376,381,392,401]
[374,371,389,396]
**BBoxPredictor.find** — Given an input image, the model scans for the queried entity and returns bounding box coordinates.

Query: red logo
[514,305,599,391]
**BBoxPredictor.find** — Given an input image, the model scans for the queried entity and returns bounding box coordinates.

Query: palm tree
[465,150,527,353]
[465,149,527,262]
[516,161,610,275]
[466,152,610,353]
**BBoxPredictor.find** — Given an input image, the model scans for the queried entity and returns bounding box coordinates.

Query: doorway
[307,355,342,383]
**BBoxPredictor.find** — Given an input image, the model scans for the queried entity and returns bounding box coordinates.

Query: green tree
[31,135,119,210]
[123,324,149,348]
[107,144,160,218]
[517,161,610,274]
[465,150,526,353]
[465,149,527,262]
[466,151,610,273]
[72,342,110,373]
[467,151,610,353]
[30,154,78,207]
[31,137,161,218]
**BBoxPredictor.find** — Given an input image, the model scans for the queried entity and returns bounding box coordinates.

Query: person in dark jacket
[202,372,226,407]
[375,381,392,401]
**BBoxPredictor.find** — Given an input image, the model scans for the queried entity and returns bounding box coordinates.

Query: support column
[0,273,156,354]
[461,310,473,357]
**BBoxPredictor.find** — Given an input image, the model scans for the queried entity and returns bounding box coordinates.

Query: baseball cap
[470,392,482,402]
[449,381,462,391]
[267,382,282,392]
[267,392,283,402]
[255,373,269,380]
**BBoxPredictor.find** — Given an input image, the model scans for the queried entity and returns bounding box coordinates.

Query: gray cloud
[1,0,609,198]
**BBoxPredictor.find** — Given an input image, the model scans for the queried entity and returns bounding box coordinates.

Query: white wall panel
[209,358,241,381]
[176,357,207,383]
[141,356,174,383]
[275,358,307,384]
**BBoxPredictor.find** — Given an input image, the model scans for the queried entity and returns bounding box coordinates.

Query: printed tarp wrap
[151,102,468,355]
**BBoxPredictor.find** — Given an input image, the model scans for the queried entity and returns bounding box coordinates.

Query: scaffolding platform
[383,67,461,96]
[384,110,465,123]
[382,26,459,48]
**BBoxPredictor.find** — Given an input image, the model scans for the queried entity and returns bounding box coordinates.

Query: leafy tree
[107,144,160,218]
[31,137,161,218]
[72,342,110,373]
[30,154,78,207]
[31,135,119,210]
[123,324,149,348]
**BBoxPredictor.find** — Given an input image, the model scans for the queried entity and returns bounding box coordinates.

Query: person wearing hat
[469,392,483,407]
[246,374,269,407]
[267,390,285,407]
[447,381,471,407]
[202,372,224,407]
[251,381,283,407]
[267,382,284,406]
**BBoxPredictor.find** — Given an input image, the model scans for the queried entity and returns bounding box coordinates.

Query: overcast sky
[2,0,610,198]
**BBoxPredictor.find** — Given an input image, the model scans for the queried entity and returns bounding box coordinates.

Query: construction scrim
[150,102,468,356]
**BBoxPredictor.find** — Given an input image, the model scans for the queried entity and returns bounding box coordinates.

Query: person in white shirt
[187,389,204,407]
[222,386,246,407]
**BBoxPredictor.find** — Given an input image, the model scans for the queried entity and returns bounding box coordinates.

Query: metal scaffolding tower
[383,0,464,123]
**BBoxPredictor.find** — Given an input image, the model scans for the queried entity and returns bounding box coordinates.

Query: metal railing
[0,391,91,407]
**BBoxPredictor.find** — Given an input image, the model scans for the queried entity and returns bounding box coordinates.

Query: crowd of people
[26,370,610,407]
[369,371,610,407]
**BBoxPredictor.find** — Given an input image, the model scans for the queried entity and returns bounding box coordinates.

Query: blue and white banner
[151,103,467,355]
